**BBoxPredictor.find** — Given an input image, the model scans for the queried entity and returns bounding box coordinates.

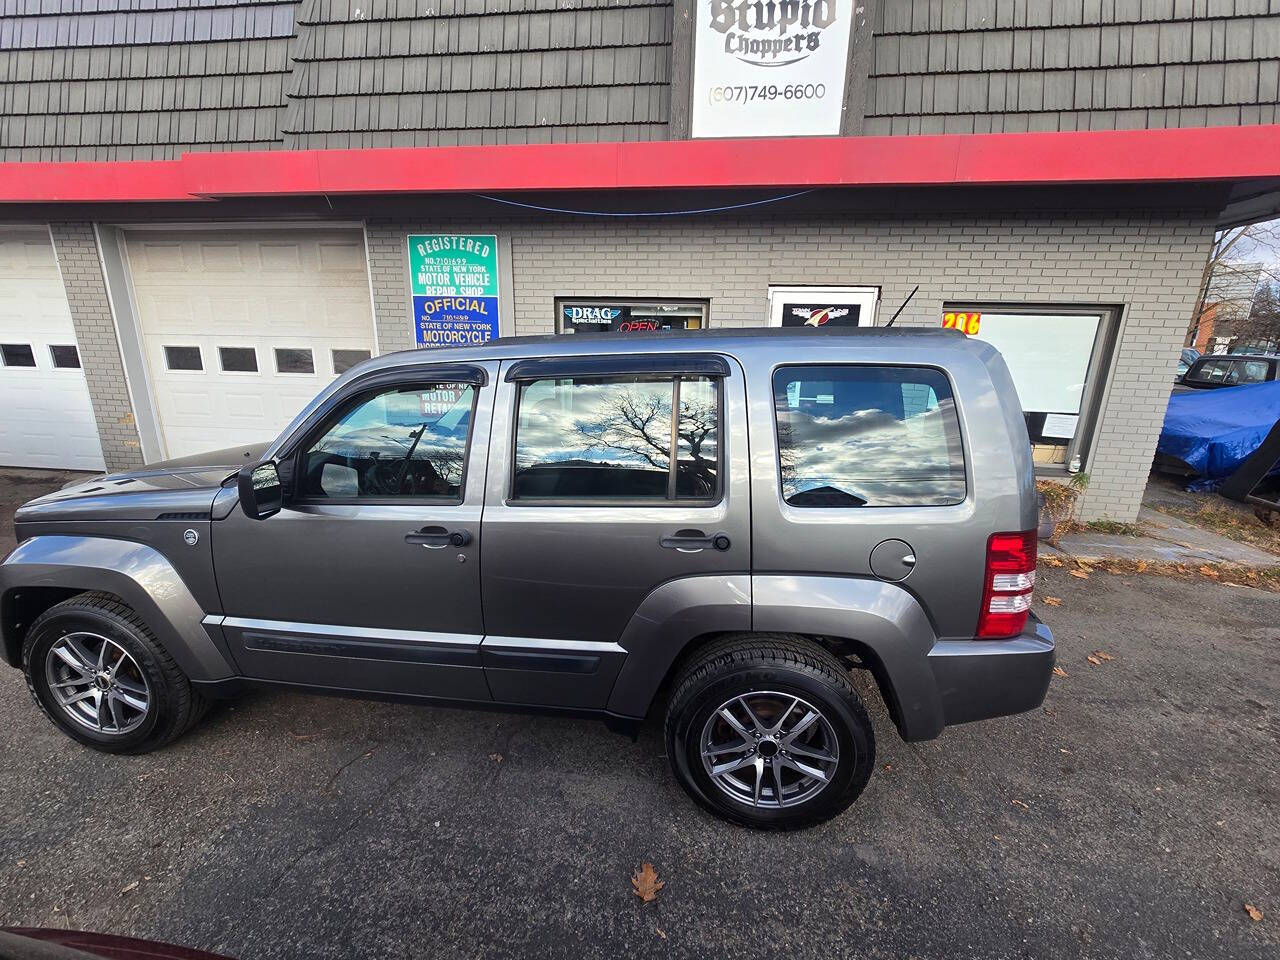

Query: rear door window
[772,365,966,507]
[512,375,720,501]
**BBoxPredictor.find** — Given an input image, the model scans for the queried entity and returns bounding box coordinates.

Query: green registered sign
[408,234,501,347]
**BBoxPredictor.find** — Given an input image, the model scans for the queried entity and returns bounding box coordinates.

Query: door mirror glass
[238,460,282,520]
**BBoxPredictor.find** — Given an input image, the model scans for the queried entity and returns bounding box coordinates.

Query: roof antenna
[881,285,920,328]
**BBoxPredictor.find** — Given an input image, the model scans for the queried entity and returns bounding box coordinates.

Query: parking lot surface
[1,471,1276,960]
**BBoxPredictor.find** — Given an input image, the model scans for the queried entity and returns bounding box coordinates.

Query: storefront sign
[408,234,501,347]
[560,301,706,334]
[942,311,982,335]
[690,0,856,138]
[780,303,859,327]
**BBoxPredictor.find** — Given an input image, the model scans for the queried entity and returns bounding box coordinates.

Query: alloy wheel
[699,691,841,809]
[44,632,151,735]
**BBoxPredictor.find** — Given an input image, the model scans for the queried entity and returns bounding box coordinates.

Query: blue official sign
[408,235,501,347]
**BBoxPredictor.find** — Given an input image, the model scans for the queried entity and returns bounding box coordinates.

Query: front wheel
[665,635,875,830]
[22,593,208,754]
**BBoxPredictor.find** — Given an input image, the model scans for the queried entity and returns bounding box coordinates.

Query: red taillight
[977,530,1038,639]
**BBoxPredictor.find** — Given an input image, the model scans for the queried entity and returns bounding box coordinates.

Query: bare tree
[1189,220,1280,347]
[572,387,718,493]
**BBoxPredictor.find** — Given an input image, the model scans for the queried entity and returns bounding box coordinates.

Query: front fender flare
[0,536,235,681]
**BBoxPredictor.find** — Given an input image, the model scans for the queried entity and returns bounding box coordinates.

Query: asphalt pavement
[0,470,1276,960]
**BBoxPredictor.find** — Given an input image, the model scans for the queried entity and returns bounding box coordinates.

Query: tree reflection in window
[302,383,475,499]
[514,376,719,500]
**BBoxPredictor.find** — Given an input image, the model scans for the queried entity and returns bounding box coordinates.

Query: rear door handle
[405,526,472,549]
[659,529,731,553]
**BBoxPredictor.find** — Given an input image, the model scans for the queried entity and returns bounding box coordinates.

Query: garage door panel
[126,229,377,460]
[0,227,106,471]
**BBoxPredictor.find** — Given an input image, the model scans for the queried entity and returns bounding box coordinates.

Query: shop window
[558,298,708,335]
[773,365,966,507]
[1,344,36,367]
[275,348,315,374]
[332,349,372,375]
[163,346,202,371]
[49,345,81,369]
[219,347,258,373]
[947,307,1113,470]
[513,375,721,500]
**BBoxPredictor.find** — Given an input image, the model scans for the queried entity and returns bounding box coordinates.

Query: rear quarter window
[773,365,966,507]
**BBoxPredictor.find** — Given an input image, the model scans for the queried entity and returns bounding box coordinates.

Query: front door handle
[405,526,472,549]
[659,529,731,553]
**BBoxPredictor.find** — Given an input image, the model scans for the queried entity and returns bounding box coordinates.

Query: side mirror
[238,460,282,521]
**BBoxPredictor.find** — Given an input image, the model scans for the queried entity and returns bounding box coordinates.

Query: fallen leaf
[1136,560,1149,573]
[489,753,504,764]
[655,928,667,940]
[1245,904,1263,922]
[1093,650,1114,661]
[1011,799,1030,810]
[120,881,139,895]
[632,862,665,903]
[1087,655,1102,665]
[1069,569,1090,579]
[883,763,892,771]
[1041,556,1063,567]
[1053,666,1068,678]
[1199,566,1221,579]
[1043,596,1063,607]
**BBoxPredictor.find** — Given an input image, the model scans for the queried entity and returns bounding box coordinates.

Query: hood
[17,442,270,524]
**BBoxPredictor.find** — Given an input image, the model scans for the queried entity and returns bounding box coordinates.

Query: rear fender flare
[0,535,234,681]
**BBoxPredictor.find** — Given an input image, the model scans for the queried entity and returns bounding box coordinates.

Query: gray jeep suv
[1,328,1053,829]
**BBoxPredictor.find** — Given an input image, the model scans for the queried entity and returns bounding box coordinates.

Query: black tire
[21,592,209,755]
[665,634,875,830]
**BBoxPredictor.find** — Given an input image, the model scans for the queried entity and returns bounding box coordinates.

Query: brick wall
[367,212,1216,521]
[48,222,142,472]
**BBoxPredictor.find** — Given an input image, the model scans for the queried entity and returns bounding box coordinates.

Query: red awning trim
[2,125,1279,204]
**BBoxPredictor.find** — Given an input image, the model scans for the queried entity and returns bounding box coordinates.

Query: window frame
[273,347,316,376]
[287,377,481,508]
[769,362,969,510]
[217,346,259,374]
[1,343,38,369]
[48,344,82,370]
[506,373,726,508]
[162,345,204,372]
[555,296,711,335]
[942,301,1120,477]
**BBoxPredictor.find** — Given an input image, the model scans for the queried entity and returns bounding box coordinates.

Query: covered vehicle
[1156,379,1280,480]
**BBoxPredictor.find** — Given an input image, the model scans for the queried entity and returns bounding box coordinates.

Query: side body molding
[0,536,235,681]
[606,575,751,718]
[752,575,946,741]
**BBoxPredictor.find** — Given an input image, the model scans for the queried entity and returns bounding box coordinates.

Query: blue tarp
[1157,379,1280,479]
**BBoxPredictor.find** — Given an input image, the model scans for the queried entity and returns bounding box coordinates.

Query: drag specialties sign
[780,302,861,327]
[691,0,856,138]
[408,234,501,347]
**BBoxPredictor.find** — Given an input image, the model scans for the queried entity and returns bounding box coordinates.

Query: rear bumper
[924,614,1055,731]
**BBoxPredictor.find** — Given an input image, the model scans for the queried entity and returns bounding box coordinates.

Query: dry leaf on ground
[1011,799,1030,810]
[488,753,503,764]
[1041,556,1063,567]
[1093,650,1114,661]
[1087,655,1102,665]
[632,862,665,903]
[1069,569,1090,579]
[1053,666,1068,678]
[1043,596,1063,606]
[1199,566,1221,579]
[119,880,139,895]
[1245,904,1263,922]
[1136,560,1149,572]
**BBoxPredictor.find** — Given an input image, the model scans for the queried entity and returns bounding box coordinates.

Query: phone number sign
[408,234,501,347]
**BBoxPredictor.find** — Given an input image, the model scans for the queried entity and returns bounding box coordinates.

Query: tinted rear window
[773,365,966,507]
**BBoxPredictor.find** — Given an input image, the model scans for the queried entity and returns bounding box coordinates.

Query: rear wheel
[22,593,208,754]
[665,634,875,829]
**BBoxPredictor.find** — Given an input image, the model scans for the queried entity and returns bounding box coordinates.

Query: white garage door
[124,229,377,460]
[0,227,106,471]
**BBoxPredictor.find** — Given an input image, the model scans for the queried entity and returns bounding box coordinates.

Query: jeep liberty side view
[1,329,1053,829]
